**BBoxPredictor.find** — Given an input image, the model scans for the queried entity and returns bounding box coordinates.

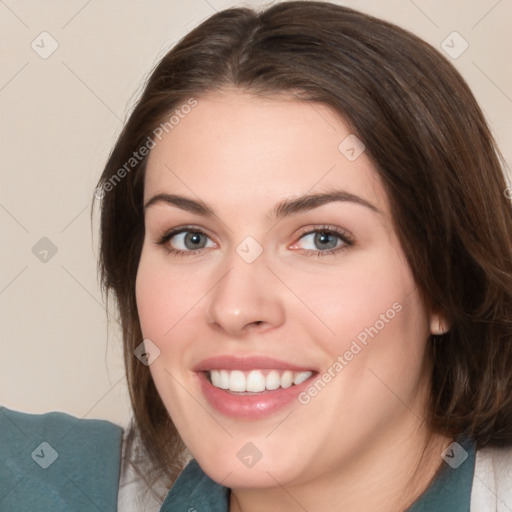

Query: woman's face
[136,88,436,489]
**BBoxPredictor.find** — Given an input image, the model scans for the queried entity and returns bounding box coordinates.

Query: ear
[429,311,450,335]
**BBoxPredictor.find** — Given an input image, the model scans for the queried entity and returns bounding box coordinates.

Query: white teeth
[246,370,266,392]
[229,370,246,392]
[210,370,221,388]
[281,370,293,389]
[293,371,312,385]
[219,370,230,389]
[210,370,230,389]
[209,369,313,392]
[266,370,281,390]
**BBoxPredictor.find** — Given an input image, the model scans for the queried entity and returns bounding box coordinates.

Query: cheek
[283,246,425,355]
[135,262,169,341]
[288,252,430,455]
[135,246,206,343]
[135,247,203,421]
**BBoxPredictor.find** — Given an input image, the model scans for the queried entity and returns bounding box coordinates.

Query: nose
[204,249,286,337]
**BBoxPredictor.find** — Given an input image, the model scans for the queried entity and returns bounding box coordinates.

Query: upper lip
[193,355,316,373]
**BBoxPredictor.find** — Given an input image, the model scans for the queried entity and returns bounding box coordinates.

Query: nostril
[247,320,265,330]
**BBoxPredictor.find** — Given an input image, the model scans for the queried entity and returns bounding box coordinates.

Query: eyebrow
[143,189,381,221]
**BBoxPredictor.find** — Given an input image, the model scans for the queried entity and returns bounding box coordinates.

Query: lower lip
[197,372,315,419]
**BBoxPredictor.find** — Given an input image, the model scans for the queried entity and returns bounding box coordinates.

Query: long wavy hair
[96,1,512,486]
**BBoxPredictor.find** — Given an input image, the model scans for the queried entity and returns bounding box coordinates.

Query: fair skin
[136,88,451,512]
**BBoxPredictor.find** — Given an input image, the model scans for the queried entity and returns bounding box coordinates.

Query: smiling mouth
[205,369,315,393]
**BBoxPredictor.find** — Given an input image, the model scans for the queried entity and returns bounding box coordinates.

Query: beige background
[1,0,511,429]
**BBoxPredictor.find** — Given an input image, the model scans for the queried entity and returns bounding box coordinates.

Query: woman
[2,2,511,511]
[108,1,512,510]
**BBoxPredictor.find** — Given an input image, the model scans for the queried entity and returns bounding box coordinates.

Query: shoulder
[0,406,123,512]
[471,444,512,511]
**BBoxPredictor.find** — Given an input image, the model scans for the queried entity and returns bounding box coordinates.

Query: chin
[194,448,301,489]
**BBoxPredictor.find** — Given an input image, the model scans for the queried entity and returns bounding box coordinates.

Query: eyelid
[156,225,216,245]
[292,225,354,245]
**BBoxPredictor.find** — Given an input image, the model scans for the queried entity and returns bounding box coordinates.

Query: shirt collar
[407,437,476,511]
[160,438,476,512]
[159,459,229,512]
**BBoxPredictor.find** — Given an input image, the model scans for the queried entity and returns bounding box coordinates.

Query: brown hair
[96,1,512,485]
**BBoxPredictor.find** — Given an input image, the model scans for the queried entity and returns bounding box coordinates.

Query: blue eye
[293,227,354,257]
[157,228,214,256]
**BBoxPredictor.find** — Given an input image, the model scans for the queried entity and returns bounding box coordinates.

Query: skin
[135,88,451,511]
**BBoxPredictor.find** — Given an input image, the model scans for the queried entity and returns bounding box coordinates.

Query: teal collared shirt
[161,438,476,512]
[0,407,122,512]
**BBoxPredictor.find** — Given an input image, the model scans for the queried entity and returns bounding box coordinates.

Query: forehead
[144,89,389,216]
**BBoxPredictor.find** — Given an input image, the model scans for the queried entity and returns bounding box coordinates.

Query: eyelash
[155,225,354,258]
